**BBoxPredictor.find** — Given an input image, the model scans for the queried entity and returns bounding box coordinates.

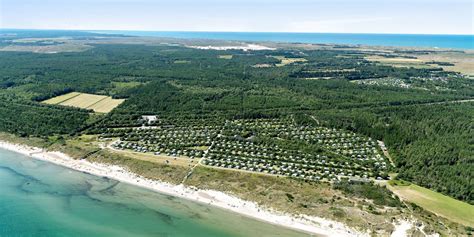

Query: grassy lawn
[388,180,474,227]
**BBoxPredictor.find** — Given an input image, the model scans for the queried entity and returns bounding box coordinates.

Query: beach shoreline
[0,140,369,237]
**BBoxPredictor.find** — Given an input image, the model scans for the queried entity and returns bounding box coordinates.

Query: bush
[333,180,402,207]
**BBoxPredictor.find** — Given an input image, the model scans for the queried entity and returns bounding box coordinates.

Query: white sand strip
[0,140,369,237]
[188,44,275,51]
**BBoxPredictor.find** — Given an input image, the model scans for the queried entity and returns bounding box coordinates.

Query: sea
[95,31,474,49]
[0,148,311,237]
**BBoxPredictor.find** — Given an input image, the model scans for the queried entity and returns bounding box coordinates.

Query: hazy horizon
[1,0,472,35]
[1,28,473,36]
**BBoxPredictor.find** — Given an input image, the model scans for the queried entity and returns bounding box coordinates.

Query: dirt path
[310,115,320,125]
[426,98,474,105]
[377,140,396,167]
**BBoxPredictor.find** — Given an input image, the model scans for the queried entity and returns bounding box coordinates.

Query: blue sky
[1,0,472,34]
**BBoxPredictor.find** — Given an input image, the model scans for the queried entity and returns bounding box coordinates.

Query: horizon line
[1,28,473,36]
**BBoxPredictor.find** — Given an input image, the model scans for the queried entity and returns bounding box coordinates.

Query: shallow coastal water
[94,31,474,49]
[0,148,311,237]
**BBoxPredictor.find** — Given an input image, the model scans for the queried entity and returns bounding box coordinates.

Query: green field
[388,180,474,227]
[42,92,124,113]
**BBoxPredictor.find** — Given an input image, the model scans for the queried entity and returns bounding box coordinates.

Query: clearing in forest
[365,56,431,69]
[388,180,474,227]
[218,55,233,59]
[42,92,124,113]
[270,56,307,67]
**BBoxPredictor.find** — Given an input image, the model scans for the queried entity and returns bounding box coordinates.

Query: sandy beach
[0,140,372,237]
[187,44,276,51]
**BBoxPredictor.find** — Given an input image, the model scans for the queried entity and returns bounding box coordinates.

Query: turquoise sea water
[95,31,474,49]
[0,148,312,237]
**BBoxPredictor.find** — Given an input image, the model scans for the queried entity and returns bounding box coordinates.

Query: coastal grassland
[416,51,474,75]
[184,166,470,236]
[41,92,124,113]
[366,51,474,75]
[86,149,191,185]
[47,134,198,168]
[48,134,102,159]
[0,38,93,53]
[184,166,403,234]
[387,180,474,227]
[0,132,101,159]
[107,147,198,167]
[365,56,432,69]
[0,132,49,148]
[334,180,402,207]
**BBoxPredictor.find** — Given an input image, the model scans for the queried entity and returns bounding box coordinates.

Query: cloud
[286,17,392,33]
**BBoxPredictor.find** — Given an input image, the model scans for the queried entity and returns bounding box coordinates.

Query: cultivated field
[365,56,431,69]
[366,51,474,75]
[42,92,81,104]
[87,97,125,113]
[0,38,92,54]
[218,55,233,59]
[271,56,307,67]
[388,180,474,227]
[42,92,124,113]
[417,51,474,75]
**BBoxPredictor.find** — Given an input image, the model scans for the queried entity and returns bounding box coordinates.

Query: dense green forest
[0,31,472,203]
[0,99,89,136]
[315,103,473,203]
